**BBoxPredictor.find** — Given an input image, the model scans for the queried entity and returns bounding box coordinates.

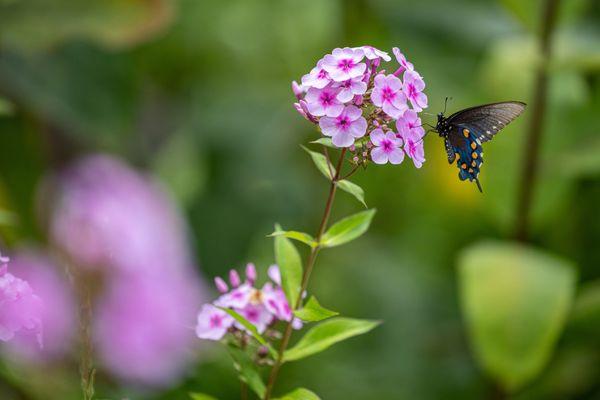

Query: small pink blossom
[403,70,428,112]
[291,81,304,100]
[371,74,408,118]
[214,277,228,294]
[333,77,367,103]
[322,47,366,82]
[214,283,252,309]
[359,45,391,62]
[196,304,234,340]
[392,47,414,73]
[397,109,425,139]
[245,263,257,284]
[370,129,404,165]
[402,131,426,168]
[305,87,344,118]
[294,100,318,123]
[229,269,241,287]
[237,303,272,334]
[301,61,331,89]
[319,105,367,148]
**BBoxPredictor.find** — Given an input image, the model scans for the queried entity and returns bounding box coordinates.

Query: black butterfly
[434,101,526,192]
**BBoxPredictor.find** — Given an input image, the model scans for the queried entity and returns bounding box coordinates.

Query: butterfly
[434,100,526,192]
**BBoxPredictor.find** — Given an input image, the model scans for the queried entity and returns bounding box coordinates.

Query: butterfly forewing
[447,101,526,143]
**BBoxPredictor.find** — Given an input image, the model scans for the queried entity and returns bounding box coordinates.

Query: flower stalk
[263,149,347,400]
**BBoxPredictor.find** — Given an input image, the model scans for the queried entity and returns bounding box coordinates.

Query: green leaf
[219,308,275,357]
[284,318,380,362]
[569,280,600,337]
[0,97,14,116]
[458,241,577,392]
[268,230,316,248]
[294,296,339,322]
[301,145,333,180]
[309,138,335,148]
[337,179,366,207]
[228,347,266,398]
[275,387,321,400]
[320,209,375,248]
[274,223,303,310]
[189,393,218,400]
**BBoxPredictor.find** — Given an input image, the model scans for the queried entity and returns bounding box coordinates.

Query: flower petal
[371,147,389,164]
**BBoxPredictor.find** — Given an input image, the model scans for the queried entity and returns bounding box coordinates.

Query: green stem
[514,0,561,242]
[263,149,348,400]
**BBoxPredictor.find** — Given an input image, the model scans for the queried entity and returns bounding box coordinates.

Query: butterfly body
[435,101,526,192]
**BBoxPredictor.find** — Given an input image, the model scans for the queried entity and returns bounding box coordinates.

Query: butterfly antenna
[443,97,452,114]
[475,178,483,193]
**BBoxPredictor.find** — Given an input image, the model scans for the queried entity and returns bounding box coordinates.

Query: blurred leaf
[0,97,15,116]
[274,223,303,310]
[189,393,218,400]
[284,318,380,362]
[219,307,275,356]
[458,241,577,392]
[268,230,317,248]
[569,280,600,334]
[294,296,339,322]
[0,0,175,51]
[320,209,376,248]
[275,387,321,400]
[228,346,266,398]
[556,136,600,178]
[499,0,541,31]
[337,179,367,207]
[302,145,333,180]
[0,208,18,226]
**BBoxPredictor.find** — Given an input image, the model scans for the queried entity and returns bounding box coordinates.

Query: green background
[0,0,598,399]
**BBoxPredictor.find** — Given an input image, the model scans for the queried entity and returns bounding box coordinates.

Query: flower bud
[214,277,228,294]
[245,263,257,284]
[229,270,241,287]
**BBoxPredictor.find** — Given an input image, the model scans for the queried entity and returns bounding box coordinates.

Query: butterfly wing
[447,101,526,143]
[448,125,484,192]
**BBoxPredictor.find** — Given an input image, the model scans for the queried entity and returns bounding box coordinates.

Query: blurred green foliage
[0,0,598,399]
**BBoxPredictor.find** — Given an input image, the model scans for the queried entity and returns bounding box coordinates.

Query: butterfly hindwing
[449,125,483,192]
[447,101,526,143]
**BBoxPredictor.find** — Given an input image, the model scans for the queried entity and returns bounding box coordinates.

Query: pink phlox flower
[370,128,405,165]
[236,303,273,334]
[292,81,305,100]
[0,257,43,346]
[294,100,318,123]
[267,264,281,286]
[214,283,253,309]
[322,47,366,82]
[392,47,414,74]
[333,77,367,103]
[371,74,408,119]
[305,86,344,118]
[319,105,367,148]
[358,45,391,62]
[397,109,425,139]
[196,304,234,340]
[403,70,428,112]
[301,60,331,89]
[401,129,426,168]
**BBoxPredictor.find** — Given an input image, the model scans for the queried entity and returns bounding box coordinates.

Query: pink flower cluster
[293,46,428,168]
[0,253,43,346]
[196,263,301,341]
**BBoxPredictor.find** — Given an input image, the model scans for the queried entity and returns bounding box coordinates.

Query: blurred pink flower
[397,109,425,139]
[196,304,234,340]
[370,129,405,165]
[94,273,203,386]
[5,249,75,361]
[46,155,192,276]
[319,105,367,148]
[0,254,43,346]
[403,70,428,112]
[304,86,344,117]
[371,74,408,118]
[322,47,366,82]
